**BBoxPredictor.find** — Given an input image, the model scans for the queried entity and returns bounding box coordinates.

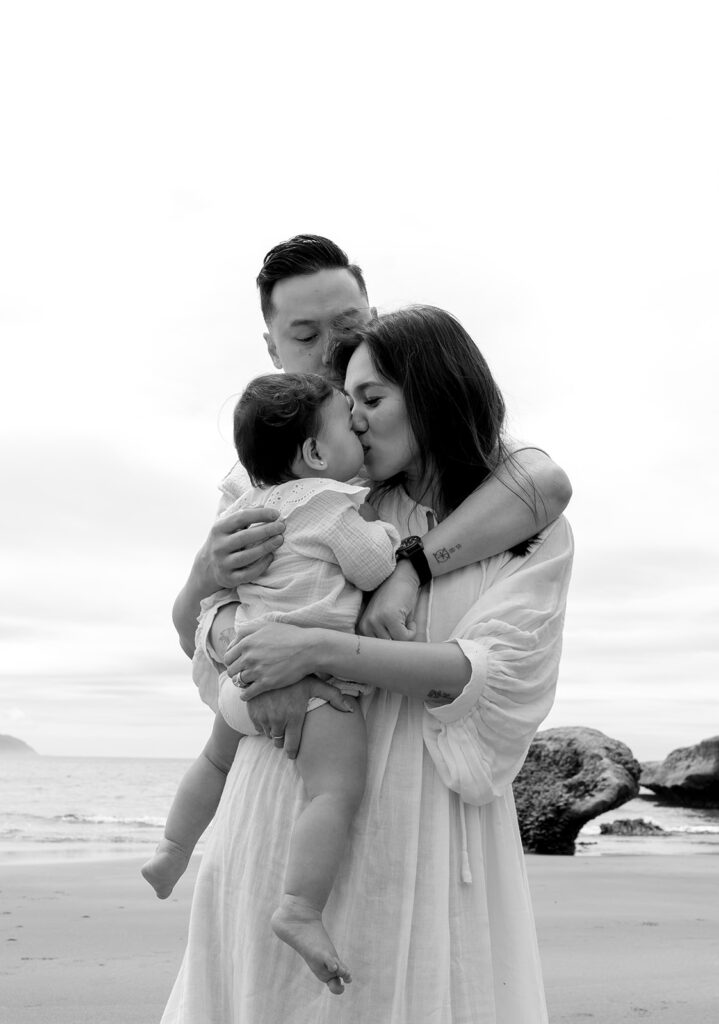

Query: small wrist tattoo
[355,636,361,655]
[432,543,462,564]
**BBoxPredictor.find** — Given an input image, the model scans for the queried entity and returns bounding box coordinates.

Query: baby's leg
[272,697,366,995]
[142,712,242,898]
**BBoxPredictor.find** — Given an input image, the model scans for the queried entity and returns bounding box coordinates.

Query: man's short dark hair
[234,373,335,487]
[256,234,368,323]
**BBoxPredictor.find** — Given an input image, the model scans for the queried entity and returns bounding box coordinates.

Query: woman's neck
[403,466,444,517]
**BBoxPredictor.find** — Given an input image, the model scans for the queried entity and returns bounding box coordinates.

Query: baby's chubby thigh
[217,673,262,734]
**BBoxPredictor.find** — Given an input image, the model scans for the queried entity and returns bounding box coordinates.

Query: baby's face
[314,390,365,482]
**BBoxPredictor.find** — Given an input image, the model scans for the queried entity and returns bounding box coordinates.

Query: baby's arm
[296,491,399,592]
[141,713,242,899]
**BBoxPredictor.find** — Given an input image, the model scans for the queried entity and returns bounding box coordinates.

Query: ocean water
[1,755,718,864]
[0,755,194,865]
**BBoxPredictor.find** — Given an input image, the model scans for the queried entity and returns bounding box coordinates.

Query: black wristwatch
[395,535,432,586]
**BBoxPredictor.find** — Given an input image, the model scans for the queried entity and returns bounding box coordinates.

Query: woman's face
[344,343,421,484]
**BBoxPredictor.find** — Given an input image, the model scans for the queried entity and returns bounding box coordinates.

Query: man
[173,234,572,755]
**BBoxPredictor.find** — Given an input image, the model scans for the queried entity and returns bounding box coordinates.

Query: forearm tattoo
[426,688,453,706]
[431,543,462,564]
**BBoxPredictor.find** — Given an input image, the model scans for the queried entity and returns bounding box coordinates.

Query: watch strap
[396,536,432,586]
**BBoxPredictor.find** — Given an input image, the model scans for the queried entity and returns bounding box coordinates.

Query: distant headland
[0,734,38,756]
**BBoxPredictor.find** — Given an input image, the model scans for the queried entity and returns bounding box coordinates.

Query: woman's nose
[351,408,366,433]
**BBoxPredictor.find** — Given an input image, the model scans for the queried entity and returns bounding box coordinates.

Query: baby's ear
[301,437,326,471]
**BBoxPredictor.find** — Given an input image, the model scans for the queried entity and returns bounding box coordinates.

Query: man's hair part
[256,234,368,324]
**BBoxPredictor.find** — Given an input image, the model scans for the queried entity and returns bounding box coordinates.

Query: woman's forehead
[344,344,383,392]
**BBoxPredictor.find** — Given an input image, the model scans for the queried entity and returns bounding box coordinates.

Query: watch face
[398,536,422,556]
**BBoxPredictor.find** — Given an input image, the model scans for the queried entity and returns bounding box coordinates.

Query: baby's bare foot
[141,839,189,899]
[271,895,351,995]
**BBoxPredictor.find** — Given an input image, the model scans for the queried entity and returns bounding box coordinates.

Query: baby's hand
[358,502,379,523]
[358,562,419,641]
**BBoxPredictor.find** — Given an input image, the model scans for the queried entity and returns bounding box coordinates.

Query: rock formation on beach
[0,734,38,756]
[640,735,719,808]
[513,727,641,854]
[599,818,667,836]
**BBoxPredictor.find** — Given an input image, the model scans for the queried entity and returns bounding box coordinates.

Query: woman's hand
[358,562,419,641]
[224,622,319,697]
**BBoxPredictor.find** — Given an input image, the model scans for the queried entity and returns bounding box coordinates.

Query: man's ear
[369,306,378,321]
[300,437,326,471]
[264,331,282,369]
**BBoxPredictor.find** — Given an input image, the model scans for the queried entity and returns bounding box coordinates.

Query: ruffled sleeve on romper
[422,516,574,806]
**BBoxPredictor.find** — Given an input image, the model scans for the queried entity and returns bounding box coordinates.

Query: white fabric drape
[162,488,573,1024]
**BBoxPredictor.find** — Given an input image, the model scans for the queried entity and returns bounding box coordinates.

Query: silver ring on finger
[233,669,246,688]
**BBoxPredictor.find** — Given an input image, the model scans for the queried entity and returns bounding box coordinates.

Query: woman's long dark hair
[330,305,541,542]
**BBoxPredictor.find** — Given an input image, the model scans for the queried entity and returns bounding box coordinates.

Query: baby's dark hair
[234,373,336,487]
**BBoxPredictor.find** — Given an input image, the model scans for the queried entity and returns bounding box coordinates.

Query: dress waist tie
[458,799,473,885]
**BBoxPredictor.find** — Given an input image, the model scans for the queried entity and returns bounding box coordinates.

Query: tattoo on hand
[432,543,462,564]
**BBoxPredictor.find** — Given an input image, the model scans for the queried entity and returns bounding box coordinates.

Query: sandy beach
[1,855,717,1024]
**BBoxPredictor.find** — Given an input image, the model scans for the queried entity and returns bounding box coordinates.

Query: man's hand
[358,561,419,641]
[247,677,354,759]
[203,507,286,590]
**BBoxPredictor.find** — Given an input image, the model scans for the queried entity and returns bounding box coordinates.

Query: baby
[142,373,399,994]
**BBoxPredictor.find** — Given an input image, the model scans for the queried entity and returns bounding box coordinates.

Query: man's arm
[172,507,286,658]
[359,447,571,639]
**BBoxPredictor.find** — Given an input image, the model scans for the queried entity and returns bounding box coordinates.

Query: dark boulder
[514,727,641,854]
[640,736,719,808]
[599,818,666,836]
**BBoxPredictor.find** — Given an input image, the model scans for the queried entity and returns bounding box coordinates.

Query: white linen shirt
[193,473,399,727]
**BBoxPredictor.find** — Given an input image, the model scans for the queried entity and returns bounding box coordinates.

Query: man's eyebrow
[329,308,362,326]
[289,307,362,330]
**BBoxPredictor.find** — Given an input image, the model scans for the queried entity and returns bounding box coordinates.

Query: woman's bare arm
[228,623,470,705]
[359,448,571,639]
[422,448,571,575]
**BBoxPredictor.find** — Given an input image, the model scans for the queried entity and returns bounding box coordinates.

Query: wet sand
[1,855,717,1023]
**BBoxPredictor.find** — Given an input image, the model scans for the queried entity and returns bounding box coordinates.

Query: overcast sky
[1,2,717,760]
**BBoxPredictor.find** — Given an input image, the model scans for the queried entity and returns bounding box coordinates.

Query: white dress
[162,488,574,1024]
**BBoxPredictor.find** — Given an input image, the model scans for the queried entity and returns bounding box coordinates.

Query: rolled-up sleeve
[422,517,573,805]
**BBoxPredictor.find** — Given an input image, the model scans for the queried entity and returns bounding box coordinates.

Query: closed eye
[296,334,318,343]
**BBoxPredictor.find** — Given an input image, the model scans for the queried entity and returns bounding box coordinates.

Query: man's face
[264,268,372,381]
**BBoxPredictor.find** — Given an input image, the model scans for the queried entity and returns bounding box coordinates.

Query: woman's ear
[300,437,327,471]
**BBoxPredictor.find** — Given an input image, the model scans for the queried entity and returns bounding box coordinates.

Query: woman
[161,306,573,1024]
